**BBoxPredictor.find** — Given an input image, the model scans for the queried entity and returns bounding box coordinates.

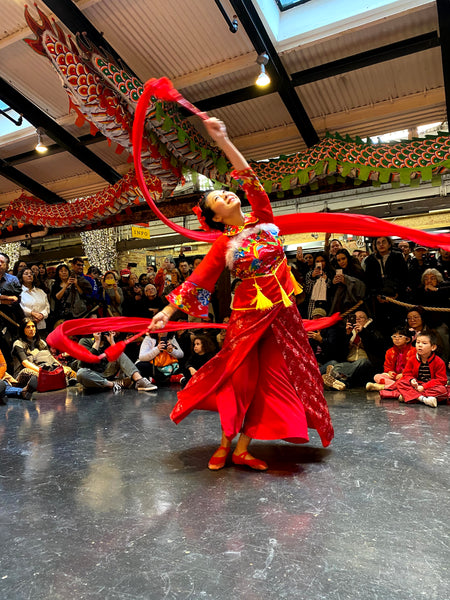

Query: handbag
[37,365,67,393]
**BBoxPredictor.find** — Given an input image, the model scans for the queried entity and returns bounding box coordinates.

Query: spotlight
[256,52,270,87]
[35,128,48,153]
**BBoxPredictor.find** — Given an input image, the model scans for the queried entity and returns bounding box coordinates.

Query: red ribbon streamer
[46,314,340,363]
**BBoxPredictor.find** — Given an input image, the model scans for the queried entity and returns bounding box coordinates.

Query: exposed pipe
[0,227,49,244]
[213,0,238,33]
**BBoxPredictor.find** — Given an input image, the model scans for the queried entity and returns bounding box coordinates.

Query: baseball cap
[311,308,327,318]
[120,268,131,277]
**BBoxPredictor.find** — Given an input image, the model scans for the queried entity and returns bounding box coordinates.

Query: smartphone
[336,269,343,275]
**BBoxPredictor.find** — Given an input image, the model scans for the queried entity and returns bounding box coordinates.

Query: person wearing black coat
[364,237,408,340]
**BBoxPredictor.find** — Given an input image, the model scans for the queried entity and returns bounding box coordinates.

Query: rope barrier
[380,296,450,312]
[339,300,364,319]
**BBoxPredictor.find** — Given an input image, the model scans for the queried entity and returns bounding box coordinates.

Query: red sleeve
[166,235,228,317]
[231,167,273,223]
[399,357,416,382]
[383,348,396,373]
[423,357,448,389]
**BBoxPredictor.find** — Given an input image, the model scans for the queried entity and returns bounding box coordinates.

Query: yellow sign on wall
[131,226,151,239]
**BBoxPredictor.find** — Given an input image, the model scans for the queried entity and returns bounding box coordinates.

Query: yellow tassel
[252,282,273,310]
[289,270,303,295]
[280,284,293,307]
[274,271,293,307]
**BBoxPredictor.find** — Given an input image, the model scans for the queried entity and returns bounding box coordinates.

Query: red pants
[396,379,448,403]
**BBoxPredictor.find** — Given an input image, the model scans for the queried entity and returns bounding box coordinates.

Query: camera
[347,314,356,325]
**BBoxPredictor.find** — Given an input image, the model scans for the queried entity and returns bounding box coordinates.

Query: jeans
[77,353,140,389]
[320,359,374,387]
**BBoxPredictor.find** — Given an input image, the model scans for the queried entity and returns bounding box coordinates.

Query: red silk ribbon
[46,314,340,363]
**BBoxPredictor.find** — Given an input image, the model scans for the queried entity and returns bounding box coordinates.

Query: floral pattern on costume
[167,281,211,318]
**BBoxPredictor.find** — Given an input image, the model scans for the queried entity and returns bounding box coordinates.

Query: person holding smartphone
[329,248,366,314]
[304,252,335,319]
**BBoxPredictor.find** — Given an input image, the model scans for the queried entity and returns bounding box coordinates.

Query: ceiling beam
[0,158,66,204]
[228,0,319,147]
[0,77,121,185]
[290,31,440,85]
[436,0,450,124]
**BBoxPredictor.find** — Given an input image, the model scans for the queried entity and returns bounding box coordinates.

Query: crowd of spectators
[0,234,449,406]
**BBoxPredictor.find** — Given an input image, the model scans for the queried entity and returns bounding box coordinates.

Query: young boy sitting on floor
[395,330,448,408]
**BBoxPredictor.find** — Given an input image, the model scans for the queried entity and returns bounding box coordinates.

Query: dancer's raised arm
[204,118,249,172]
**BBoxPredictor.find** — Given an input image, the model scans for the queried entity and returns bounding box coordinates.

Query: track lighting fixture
[256,53,270,87]
[35,127,48,153]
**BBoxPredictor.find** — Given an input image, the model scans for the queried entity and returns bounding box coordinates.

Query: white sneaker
[112,382,122,393]
[135,377,157,392]
[421,396,437,408]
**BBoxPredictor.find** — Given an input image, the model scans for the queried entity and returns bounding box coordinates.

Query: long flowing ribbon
[46,314,340,363]
[132,76,450,251]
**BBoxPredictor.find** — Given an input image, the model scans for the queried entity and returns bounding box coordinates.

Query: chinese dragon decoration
[1,4,450,252]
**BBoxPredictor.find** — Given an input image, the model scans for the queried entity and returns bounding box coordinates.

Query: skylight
[0,100,32,139]
[275,1,311,11]
[255,1,432,51]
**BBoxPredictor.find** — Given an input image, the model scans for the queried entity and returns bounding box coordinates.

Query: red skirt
[170,304,334,447]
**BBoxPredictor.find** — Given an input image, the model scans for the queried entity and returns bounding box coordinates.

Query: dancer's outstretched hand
[148,310,170,332]
[204,117,229,144]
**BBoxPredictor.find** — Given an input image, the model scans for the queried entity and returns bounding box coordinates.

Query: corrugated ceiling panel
[0,39,70,119]
[84,0,253,81]
[0,0,33,40]
[300,48,443,118]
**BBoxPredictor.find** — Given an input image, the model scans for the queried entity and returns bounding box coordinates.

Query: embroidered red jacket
[383,344,412,376]
[400,352,447,391]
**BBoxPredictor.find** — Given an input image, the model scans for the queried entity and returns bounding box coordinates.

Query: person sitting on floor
[136,332,184,386]
[181,334,216,387]
[77,330,156,392]
[321,310,387,390]
[366,326,412,392]
[0,348,37,403]
[395,330,448,408]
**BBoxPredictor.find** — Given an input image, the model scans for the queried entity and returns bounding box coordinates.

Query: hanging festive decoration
[0,242,22,265]
[80,228,118,272]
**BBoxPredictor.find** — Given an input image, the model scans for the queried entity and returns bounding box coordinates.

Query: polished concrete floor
[0,385,448,600]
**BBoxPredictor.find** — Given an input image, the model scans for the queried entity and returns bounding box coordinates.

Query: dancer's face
[206,190,242,225]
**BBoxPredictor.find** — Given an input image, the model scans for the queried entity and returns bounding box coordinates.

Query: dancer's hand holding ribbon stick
[148,304,177,332]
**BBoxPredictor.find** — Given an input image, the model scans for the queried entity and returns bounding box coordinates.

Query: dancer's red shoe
[232,451,268,471]
[208,446,231,470]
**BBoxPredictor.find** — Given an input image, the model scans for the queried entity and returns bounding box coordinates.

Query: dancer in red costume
[150,117,334,471]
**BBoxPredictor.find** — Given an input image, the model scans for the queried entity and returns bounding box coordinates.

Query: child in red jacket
[366,326,412,392]
[396,330,448,407]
